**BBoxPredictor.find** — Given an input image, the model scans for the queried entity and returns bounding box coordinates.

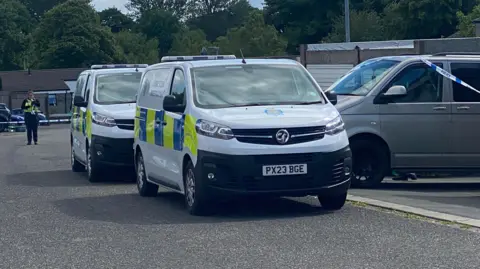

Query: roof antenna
[240,49,246,64]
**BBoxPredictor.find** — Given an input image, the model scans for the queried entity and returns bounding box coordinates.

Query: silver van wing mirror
[384,85,407,96]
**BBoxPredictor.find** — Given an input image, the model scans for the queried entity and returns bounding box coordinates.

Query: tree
[32,0,121,68]
[99,7,135,33]
[214,10,287,57]
[188,0,243,16]
[457,4,480,37]
[0,0,34,71]
[264,0,342,53]
[126,0,188,18]
[384,0,459,39]
[20,0,69,19]
[115,31,159,64]
[187,0,253,41]
[169,29,211,55]
[323,10,385,43]
[137,9,182,57]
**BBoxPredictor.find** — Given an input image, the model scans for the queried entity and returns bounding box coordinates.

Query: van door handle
[456,106,470,110]
[433,106,446,110]
[155,120,167,127]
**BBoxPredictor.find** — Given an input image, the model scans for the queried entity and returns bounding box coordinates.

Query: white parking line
[347,194,480,228]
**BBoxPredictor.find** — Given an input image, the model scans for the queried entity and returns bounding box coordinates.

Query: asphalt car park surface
[1,125,480,269]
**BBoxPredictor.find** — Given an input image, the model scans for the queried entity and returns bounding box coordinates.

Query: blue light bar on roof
[160,55,236,63]
[91,64,148,69]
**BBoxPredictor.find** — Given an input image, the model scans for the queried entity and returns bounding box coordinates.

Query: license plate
[262,164,307,176]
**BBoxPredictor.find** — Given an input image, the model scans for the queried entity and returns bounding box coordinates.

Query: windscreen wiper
[230,103,273,107]
[292,101,324,105]
[336,93,361,96]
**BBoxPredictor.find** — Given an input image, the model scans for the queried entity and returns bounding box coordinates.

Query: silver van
[325,53,480,187]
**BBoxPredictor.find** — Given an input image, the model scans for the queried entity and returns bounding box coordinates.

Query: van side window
[170,69,186,105]
[451,62,480,102]
[83,75,91,100]
[148,68,171,97]
[387,63,443,103]
[74,75,85,97]
[140,71,151,97]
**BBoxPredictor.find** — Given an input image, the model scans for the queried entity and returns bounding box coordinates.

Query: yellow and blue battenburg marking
[137,107,187,152]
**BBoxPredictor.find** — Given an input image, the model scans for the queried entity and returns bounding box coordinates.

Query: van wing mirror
[73,95,87,107]
[384,85,407,96]
[163,95,185,113]
[325,91,338,105]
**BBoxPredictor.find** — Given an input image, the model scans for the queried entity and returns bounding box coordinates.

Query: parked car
[326,53,480,187]
[11,108,49,126]
[0,103,11,132]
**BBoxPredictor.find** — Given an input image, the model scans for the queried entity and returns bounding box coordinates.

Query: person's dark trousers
[25,114,38,144]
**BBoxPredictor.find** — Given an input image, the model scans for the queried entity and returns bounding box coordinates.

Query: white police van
[133,55,351,215]
[71,64,147,182]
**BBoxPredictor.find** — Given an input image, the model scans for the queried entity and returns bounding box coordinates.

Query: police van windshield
[94,72,142,104]
[326,59,400,96]
[191,64,325,108]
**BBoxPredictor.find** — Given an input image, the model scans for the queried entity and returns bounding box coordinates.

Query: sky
[91,0,264,13]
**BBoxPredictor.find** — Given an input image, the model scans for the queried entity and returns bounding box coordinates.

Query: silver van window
[328,59,400,96]
[451,62,480,102]
[387,63,443,103]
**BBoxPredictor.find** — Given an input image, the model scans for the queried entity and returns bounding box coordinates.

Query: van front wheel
[183,161,213,216]
[350,139,389,188]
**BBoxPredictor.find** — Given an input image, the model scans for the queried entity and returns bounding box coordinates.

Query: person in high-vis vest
[21,90,41,145]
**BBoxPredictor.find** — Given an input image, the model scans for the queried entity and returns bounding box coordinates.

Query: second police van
[71,64,147,182]
[133,55,352,215]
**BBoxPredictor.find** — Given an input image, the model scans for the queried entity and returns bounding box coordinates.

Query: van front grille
[232,126,325,145]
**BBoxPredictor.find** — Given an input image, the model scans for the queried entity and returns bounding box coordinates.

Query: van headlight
[92,113,116,127]
[195,120,234,140]
[325,115,345,135]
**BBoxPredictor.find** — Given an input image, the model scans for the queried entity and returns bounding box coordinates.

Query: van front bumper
[195,146,352,197]
[91,135,134,166]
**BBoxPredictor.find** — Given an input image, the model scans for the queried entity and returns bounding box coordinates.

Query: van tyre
[71,144,85,172]
[183,160,213,216]
[318,193,347,210]
[136,153,158,197]
[86,145,102,182]
[350,139,389,188]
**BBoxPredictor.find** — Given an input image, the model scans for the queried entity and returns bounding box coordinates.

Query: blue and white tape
[420,58,480,95]
[0,119,71,124]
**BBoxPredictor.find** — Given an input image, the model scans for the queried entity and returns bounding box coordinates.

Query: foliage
[2,0,480,71]
[323,10,385,43]
[168,30,211,55]
[115,31,159,64]
[99,8,135,33]
[20,0,69,19]
[187,0,253,41]
[137,8,182,57]
[0,0,34,71]
[264,0,342,53]
[457,4,480,37]
[126,0,188,18]
[213,10,287,57]
[32,0,120,68]
[393,0,458,39]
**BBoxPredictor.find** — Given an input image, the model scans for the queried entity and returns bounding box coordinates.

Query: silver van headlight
[195,120,234,140]
[325,115,345,135]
